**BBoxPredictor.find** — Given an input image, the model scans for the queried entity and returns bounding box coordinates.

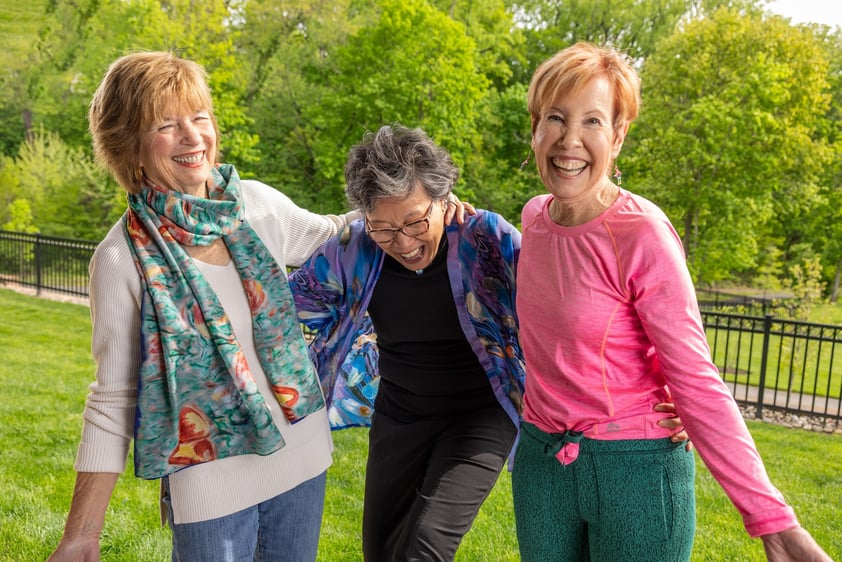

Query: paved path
[2,283,89,306]
[727,381,841,418]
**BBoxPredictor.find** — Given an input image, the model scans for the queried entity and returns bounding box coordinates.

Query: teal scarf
[124,164,324,479]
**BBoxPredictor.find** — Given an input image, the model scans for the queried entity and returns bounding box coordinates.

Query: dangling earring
[613,164,622,186]
[520,149,533,170]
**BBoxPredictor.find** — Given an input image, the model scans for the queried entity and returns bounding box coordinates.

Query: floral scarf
[124,163,324,479]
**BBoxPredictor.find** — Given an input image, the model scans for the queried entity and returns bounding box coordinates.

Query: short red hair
[528,42,640,133]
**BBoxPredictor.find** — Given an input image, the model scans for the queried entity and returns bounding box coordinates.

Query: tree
[2,199,39,234]
[249,0,490,212]
[463,82,539,224]
[430,0,524,90]
[20,0,258,165]
[803,26,842,301]
[236,0,359,210]
[510,0,694,84]
[315,0,488,174]
[626,8,832,285]
[0,2,48,155]
[1,129,119,240]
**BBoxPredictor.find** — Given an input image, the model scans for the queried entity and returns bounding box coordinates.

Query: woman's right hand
[653,402,693,451]
[444,194,476,225]
[47,537,101,562]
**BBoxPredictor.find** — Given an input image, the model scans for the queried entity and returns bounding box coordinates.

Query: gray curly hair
[344,125,459,213]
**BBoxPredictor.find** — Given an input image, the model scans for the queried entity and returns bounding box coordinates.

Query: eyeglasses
[365,200,435,243]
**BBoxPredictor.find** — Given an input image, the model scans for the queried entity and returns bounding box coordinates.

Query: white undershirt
[74,180,351,524]
[165,260,332,524]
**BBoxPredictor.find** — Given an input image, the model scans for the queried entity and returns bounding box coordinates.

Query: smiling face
[139,100,217,196]
[532,75,626,207]
[365,183,447,272]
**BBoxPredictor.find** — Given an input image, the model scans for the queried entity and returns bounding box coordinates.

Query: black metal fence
[0,230,97,297]
[702,311,841,424]
[1,228,840,424]
[697,288,777,316]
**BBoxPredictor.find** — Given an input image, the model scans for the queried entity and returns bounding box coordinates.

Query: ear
[611,122,629,159]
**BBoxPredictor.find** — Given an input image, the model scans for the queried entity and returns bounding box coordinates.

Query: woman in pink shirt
[513,41,831,562]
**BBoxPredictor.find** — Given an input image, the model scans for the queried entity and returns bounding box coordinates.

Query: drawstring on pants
[522,422,583,465]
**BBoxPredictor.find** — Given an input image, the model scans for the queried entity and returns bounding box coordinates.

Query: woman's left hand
[761,526,833,562]
[654,402,694,451]
[444,194,476,224]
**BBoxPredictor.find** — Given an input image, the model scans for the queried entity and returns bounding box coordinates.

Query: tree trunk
[830,258,841,304]
[22,108,33,144]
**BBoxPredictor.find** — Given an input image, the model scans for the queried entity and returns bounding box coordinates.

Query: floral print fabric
[289,211,525,431]
[124,164,324,479]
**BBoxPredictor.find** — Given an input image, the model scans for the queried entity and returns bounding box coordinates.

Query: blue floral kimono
[288,210,525,431]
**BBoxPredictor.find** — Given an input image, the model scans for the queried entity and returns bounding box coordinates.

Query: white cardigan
[76,179,357,524]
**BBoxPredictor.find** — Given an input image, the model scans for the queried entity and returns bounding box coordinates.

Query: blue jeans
[166,471,327,562]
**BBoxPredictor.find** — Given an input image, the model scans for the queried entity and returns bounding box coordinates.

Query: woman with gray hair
[289,124,688,560]
[290,124,524,560]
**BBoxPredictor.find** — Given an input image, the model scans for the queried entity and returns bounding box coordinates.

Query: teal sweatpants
[512,422,696,562]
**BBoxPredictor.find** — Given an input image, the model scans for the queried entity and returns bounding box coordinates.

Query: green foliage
[0,199,38,272]
[429,0,524,89]
[802,28,842,300]
[240,0,497,212]
[465,82,541,223]
[511,0,693,84]
[0,155,22,217]
[772,257,826,321]
[0,0,49,154]
[303,0,489,207]
[2,129,121,240]
[2,199,39,233]
[2,0,842,293]
[628,8,833,285]
[19,0,258,165]
[236,0,359,208]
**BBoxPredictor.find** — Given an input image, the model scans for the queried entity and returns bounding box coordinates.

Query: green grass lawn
[811,301,842,326]
[1,287,840,561]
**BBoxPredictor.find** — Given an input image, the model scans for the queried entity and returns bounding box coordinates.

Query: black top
[367,236,497,420]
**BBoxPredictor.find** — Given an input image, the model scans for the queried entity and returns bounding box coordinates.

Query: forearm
[60,471,120,540]
[669,384,796,535]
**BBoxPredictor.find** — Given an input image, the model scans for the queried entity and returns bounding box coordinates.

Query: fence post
[756,314,773,419]
[35,233,43,296]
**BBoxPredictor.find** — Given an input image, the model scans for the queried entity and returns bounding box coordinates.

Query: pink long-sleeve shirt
[517,190,797,538]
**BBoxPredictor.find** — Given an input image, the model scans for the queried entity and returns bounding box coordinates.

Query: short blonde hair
[527,42,640,133]
[88,51,220,193]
